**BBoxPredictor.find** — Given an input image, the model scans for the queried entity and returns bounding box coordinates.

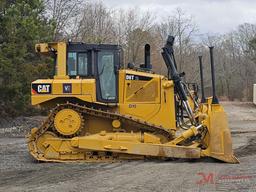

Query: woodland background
[0,0,256,116]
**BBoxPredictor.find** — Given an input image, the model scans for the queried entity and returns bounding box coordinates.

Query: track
[28,103,175,162]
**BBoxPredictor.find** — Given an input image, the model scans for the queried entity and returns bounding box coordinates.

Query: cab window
[67,52,77,76]
[67,52,88,76]
[78,53,88,76]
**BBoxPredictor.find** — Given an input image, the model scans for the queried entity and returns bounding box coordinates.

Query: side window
[67,52,88,76]
[67,52,77,76]
[97,51,116,100]
[78,53,88,76]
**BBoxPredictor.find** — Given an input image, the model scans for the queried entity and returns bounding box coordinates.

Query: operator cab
[66,43,122,102]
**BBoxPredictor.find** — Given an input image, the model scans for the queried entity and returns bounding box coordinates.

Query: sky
[102,0,256,35]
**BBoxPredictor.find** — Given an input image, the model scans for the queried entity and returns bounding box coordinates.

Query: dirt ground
[0,102,256,192]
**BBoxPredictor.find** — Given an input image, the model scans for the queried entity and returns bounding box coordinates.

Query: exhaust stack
[144,44,152,69]
[198,56,206,103]
[209,46,219,104]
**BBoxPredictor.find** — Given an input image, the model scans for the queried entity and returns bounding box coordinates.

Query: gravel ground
[0,102,256,192]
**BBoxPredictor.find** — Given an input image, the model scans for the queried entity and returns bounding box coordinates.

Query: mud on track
[0,102,256,192]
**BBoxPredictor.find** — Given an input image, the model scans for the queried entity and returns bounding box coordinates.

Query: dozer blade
[201,103,239,163]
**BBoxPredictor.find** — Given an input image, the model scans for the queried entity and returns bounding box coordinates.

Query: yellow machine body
[32,70,176,130]
[27,42,238,163]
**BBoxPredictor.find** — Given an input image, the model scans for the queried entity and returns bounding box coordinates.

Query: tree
[74,2,116,43]
[235,23,256,100]
[249,37,256,62]
[0,0,54,116]
[44,0,83,40]
[155,8,197,72]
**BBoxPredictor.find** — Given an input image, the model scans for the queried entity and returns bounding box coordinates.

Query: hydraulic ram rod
[161,35,195,124]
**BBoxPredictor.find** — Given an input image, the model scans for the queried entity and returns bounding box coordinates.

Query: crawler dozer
[27,36,238,163]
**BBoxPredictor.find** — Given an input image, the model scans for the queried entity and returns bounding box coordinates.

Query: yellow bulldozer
[27,36,238,163]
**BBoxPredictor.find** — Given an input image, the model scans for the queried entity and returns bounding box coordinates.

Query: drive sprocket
[53,108,83,136]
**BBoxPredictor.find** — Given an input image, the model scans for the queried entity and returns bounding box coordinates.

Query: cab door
[96,50,118,103]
